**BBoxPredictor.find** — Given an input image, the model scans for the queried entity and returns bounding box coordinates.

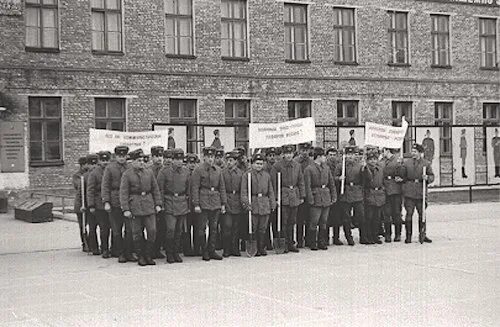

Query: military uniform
[184,153,199,256]
[221,151,244,257]
[364,152,385,244]
[326,147,343,245]
[120,149,163,266]
[270,145,304,252]
[401,144,434,243]
[157,148,190,264]
[102,146,135,263]
[87,151,112,257]
[150,146,166,259]
[241,153,276,256]
[294,143,313,248]
[191,147,227,261]
[81,154,100,254]
[335,146,365,245]
[72,157,88,252]
[383,152,404,242]
[304,148,336,250]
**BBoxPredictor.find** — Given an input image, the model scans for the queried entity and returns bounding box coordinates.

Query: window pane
[108,100,124,117]
[91,0,105,9]
[178,0,191,15]
[293,5,306,24]
[182,102,195,118]
[110,122,124,131]
[179,19,191,36]
[179,36,191,55]
[29,99,41,117]
[342,9,354,26]
[170,102,180,118]
[225,104,233,118]
[236,103,248,119]
[221,0,230,18]
[26,27,40,48]
[46,121,60,141]
[30,142,43,161]
[95,100,106,117]
[106,0,120,10]
[221,39,231,56]
[284,5,292,23]
[46,142,61,160]
[92,32,105,51]
[42,29,58,48]
[43,0,57,4]
[95,120,107,129]
[42,8,57,28]
[234,41,245,57]
[92,12,104,31]
[30,122,42,141]
[107,32,121,51]
[26,7,40,28]
[294,26,305,43]
[165,0,175,14]
[43,99,60,117]
[107,13,121,32]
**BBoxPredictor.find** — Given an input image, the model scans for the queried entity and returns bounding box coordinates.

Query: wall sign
[0,121,25,173]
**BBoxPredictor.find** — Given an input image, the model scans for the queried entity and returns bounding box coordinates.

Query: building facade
[0,0,499,190]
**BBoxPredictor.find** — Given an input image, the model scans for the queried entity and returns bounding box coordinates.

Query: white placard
[249,117,316,149]
[452,127,475,185]
[365,119,408,149]
[416,127,440,187]
[89,128,169,155]
[204,127,235,151]
[153,125,188,153]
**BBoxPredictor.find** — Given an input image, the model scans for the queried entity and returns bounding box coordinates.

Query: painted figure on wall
[422,129,435,163]
[211,129,222,149]
[460,129,468,179]
[493,128,500,178]
[168,128,176,149]
[348,129,356,146]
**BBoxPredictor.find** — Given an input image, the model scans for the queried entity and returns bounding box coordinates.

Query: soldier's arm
[240,173,250,210]
[400,161,408,182]
[268,174,276,210]
[101,167,111,204]
[425,162,435,185]
[72,174,79,191]
[190,169,201,207]
[304,168,313,205]
[151,171,162,207]
[119,172,130,212]
[270,165,278,199]
[328,170,337,203]
[156,169,166,198]
[219,170,227,206]
[86,172,96,209]
[298,167,306,199]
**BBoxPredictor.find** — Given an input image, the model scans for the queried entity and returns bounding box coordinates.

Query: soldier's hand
[104,202,111,212]
[395,176,403,183]
[221,205,226,214]
[89,207,95,214]
[422,175,428,181]
[155,205,162,213]
[123,210,132,218]
[80,206,86,213]
[299,198,304,205]
[194,206,202,214]
[339,175,346,181]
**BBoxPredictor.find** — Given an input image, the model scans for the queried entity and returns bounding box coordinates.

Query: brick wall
[0,0,499,189]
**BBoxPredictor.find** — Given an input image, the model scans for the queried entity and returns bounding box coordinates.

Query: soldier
[163,148,174,169]
[87,151,112,257]
[271,144,304,253]
[191,147,227,261]
[221,151,244,257]
[82,153,100,255]
[102,146,136,263]
[184,153,199,256]
[383,148,404,242]
[294,142,313,248]
[401,144,434,244]
[335,146,365,246]
[241,153,276,256]
[264,147,279,250]
[150,146,166,259]
[157,148,190,264]
[73,156,88,252]
[120,149,163,266]
[235,146,249,172]
[304,147,336,250]
[215,148,225,169]
[325,147,343,245]
[364,150,385,245]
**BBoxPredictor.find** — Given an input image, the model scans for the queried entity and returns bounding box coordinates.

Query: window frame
[224,99,251,150]
[333,7,357,65]
[28,97,63,166]
[91,0,124,55]
[434,102,453,157]
[284,3,309,62]
[165,0,195,58]
[482,102,500,153]
[388,10,409,66]
[25,0,60,52]
[221,0,248,60]
[479,17,498,69]
[287,100,312,120]
[169,98,199,153]
[337,100,359,126]
[94,98,126,131]
[431,14,451,68]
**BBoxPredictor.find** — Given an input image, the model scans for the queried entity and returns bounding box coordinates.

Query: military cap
[265,147,278,155]
[173,148,184,160]
[326,147,338,155]
[215,148,225,158]
[226,151,240,160]
[203,147,216,156]
[129,149,145,160]
[186,153,198,163]
[281,144,295,153]
[78,156,87,165]
[366,151,379,160]
[163,148,174,158]
[114,145,129,156]
[312,147,325,158]
[151,146,164,157]
[97,151,111,161]
[251,153,265,163]
[299,142,312,150]
[413,143,424,153]
[344,146,358,154]
[86,153,98,165]
[358,148,364,156]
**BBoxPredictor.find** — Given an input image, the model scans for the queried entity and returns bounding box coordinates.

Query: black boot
[309,230,318,251]
[259,232,267,256]
[394,223,402,242]
[318,230,328,250]
[405,221,412,244]
[173,237,183,262]
[223,236,231,257]
[145,242,156,265]
[210,251,223,260]
[333,226,343,245]
[135,240,147,266]
[462,167,468,179]
[166,238,175,264]
[384,223,392,243]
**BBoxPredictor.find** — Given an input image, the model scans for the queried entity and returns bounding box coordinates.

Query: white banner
[249,117,316,149]
[88,129,169,154]
[364,118,408,149]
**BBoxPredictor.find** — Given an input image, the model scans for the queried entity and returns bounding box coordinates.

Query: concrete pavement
[0,202,499,326]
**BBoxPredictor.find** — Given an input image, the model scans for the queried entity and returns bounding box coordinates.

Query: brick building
[0,0,499,190]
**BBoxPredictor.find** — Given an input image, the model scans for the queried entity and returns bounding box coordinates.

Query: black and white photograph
[0,0,499,326]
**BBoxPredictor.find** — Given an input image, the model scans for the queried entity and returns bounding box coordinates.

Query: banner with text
[249,117,316,149]
[89,129,169,154]
[364,118,408,149]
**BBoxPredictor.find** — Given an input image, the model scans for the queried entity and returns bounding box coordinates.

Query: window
[388,11,408,65]
[483,103,500,152]
[91,0,122,53]
[479,18,497,68]
[431,15,450,67]
[333,7,356,64]
[95,98,126,131]
[170,99,198,153]
[435,102,453,156]
[337,100,358,126]
[288,100,311,120]
[165,0,193,56]
[225,100,250,150]
[221,0,247,59]
[25,0,59,51]
[392,102,413,154]
[29,97,62,165]
[284,3,308,61]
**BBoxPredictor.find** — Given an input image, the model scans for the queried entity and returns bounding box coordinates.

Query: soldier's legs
[143,214,157,265]
[87,212,100,254]
[76,212,86,251]
[308,206,321,250]
[370,206,383,244]
[296,203,307,248]
[231,213,241,256]
[341,202,354,245]
[404,197,416,243]
[318,206,330,249]
[266,211,277,250]
[283,206,299,252]
[220,212,232,257]
[96,209,111,257]
[354,201,367,244]
[204,210,222,260]
[165,213,177,262]
[391,195,403,241]
[131,216,146,264]
[197,211,208,258]
[184,212,195,256]
[153,211,166,258]
[253,214,269,255]
[240,211,249,251]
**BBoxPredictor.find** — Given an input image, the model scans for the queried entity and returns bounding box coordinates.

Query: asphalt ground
[0,202,499,326]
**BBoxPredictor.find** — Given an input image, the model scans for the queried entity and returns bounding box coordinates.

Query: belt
[167,192,186,197]
[202,187,218,191]
[230,190,239,194]
[386,176,393,180]
[411,179,421,183]
[348,182,358,186]
[132,191,150,196]
[287,186,295,189]
[372,187,383,191]
[313,185,327,189]
[253,193,264,197]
